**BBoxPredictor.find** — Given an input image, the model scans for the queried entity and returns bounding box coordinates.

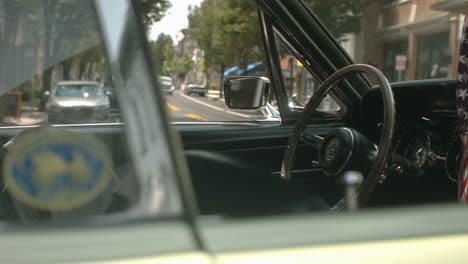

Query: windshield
[53,84,103,97]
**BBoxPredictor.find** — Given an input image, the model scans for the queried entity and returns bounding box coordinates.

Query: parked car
[157,76,175,95]
[46,81,110,123]
[185,84,207,96]
[1,0,468,263]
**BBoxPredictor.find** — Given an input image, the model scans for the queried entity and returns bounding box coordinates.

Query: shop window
[417,31,450,80]
[383,39,408,82]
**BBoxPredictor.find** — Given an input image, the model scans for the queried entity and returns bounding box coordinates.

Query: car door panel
[176,123,341,174]
[176,123,344,202]
[199,204,468,261]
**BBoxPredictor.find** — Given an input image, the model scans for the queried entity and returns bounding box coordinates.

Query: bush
[21,89,41,102]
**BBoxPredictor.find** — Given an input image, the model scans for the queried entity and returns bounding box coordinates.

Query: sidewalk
[3,100,47,125]
[206,89,224,101]
[4,111,47,125]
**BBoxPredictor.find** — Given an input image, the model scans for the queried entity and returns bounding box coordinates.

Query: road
[164,90,266,122]
[8,90,268,125]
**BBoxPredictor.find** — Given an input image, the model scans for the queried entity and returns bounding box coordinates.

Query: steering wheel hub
[320,128,377,177]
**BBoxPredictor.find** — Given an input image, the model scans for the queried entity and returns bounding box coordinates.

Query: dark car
[184,84,206,96]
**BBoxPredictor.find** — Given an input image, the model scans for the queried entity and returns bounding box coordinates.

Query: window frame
[257,2,359,125]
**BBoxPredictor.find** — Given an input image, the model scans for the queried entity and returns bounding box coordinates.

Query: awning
[222,61,263,76]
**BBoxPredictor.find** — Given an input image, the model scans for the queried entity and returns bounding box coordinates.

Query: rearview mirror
[223,76,270,109]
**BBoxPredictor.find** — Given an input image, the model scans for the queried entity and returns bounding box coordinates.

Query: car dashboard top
[361,78,459,186]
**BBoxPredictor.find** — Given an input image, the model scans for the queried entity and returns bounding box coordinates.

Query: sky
[149,0,203,42]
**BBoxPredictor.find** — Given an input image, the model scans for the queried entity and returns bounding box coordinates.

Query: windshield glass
[53,84,103,97]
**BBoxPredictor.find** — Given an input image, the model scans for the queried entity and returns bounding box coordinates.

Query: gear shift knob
[342,171,364,211]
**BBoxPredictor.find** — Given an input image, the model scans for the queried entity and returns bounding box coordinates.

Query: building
[344,0,468,82]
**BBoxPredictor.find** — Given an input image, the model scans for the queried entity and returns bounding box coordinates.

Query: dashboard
[361,78,459,204]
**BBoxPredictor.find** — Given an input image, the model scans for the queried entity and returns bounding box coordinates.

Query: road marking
[185,113,208,121]
[179,93,252,118]
[166,103,181,111]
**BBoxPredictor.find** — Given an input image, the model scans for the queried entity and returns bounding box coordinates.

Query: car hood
[51,96,108,107]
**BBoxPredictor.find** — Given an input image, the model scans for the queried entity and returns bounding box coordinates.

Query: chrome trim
[300,132,324,149]
[170,121,279,126]
[271,168,322,176]
[446,138,461,182]
[395,126,431,157]
[0,122,125,130]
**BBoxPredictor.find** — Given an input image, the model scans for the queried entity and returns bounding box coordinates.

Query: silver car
[46,81,110,123]
[157,76,175,95]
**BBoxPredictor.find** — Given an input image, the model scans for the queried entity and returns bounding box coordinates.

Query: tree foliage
[139,0,171,31]
[173,54,195,79]
[188,0,367,70]
[150,33,174,76]
[188,0,264,73]
[304,0,367,40]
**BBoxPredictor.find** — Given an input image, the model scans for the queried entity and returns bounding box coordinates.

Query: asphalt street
[164,90,266,122]
[9,90,267,125]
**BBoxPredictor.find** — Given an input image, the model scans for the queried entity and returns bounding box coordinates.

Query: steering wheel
[281,64,395,210]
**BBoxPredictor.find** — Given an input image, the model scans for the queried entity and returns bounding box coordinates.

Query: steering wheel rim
[281,64,395,210]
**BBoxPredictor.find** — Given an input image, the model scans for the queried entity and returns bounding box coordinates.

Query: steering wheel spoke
[300,132,324,149]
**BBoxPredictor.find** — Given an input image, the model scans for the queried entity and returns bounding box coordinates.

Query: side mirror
[43,91,50,97]
[223,76,270,109]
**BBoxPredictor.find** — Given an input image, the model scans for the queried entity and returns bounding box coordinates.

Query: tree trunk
[219,63,225,98]
[38,66,53,111]
[61,58,73,80]
[38,0,58,111]
[79,58,88,79]
[205,70,210,90]
[87,62,95,80]
[0,0,20,93]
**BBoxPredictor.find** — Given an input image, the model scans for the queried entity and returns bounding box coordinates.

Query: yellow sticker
[2,127,113,211]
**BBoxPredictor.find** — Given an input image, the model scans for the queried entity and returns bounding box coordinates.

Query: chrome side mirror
[223,76,270,109]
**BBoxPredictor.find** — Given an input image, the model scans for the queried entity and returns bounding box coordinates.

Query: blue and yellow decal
[2,127,112,211]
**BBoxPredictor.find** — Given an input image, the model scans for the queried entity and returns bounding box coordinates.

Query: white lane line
[179,93,252,118]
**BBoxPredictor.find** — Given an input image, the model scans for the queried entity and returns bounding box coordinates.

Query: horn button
[319,128,377,177]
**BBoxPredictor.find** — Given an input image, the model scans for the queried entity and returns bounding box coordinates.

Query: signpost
[395,55,407,81]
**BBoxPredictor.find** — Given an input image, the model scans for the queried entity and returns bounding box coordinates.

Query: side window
[0,0,182,223]
[149,0,277,122]
[274,31,345,115]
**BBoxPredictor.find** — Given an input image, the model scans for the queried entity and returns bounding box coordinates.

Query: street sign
[395,55,407,71]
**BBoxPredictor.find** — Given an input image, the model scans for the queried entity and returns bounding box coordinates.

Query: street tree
[188,0,367,68]
[139,0,171,32]
[303,0,367,40]
[173,54,195,82]
[188,0,265,94]
[150,33,174,76]
[0,0,41,92]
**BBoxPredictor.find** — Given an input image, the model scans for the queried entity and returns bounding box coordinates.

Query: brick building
[347,0,468,82]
